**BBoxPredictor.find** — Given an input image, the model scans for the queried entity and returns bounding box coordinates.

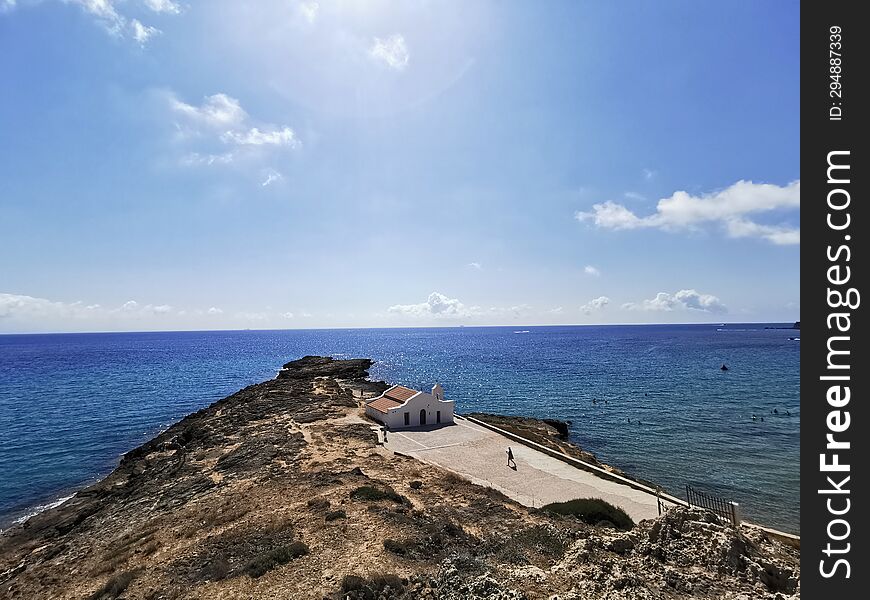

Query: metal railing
[685,485,740,526]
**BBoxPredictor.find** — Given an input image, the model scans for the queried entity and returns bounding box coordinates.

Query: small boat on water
[788,337,800,341]
[720,364,729,371]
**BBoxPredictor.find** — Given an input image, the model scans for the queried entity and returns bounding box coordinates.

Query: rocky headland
[0,356,799,599]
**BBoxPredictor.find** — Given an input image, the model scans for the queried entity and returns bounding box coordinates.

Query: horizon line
[0,319,799,336]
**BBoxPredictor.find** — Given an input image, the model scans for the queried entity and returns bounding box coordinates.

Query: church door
[419,409,427,426]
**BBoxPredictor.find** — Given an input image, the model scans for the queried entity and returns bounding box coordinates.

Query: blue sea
[0,325,800,532]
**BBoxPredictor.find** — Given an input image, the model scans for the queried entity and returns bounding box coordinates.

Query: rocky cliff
[0,356,799,599]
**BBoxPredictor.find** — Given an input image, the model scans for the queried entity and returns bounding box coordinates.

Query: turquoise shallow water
[0,324,800,532]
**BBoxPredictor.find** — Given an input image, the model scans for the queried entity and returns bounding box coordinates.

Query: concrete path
[384,418,674,522]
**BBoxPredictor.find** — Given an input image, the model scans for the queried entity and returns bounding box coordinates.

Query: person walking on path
[506,447,516,469]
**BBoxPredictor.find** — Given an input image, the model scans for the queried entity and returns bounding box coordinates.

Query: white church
[364,383,455,429]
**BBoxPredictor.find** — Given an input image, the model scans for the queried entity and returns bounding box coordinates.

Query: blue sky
[0,0,800,332]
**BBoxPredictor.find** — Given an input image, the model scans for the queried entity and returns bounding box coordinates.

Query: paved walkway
[384,418,674,522]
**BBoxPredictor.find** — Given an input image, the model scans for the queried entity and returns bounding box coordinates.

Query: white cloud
[623,191,646,201]
[131,19,159,45]
[180,152,235,166]
[221,127,300,147]
[69,0,126,36]
[207,306,223,315]
[468,262,483,270]
[171,93,247,128]
[118,300,172,315]
[623,289,726,313]
[577,201,644,230]
[576,180,800,245]
[63,1,175,44]
[548,306,564,314]
[144,0,181,14]
[236,311,269,321]
[388,292,474,318]
[580,296,610,315]
[261,169,283,187]
[643,168,656,180]
[1,293,72,319]
[0,293,178,326]
[584,265,600,277]
[369,34,410,71]
[168,93,300,179]
[298,0,318,23]
[121,299,139,311]
[506,304,531,315]
[1,0,16,13]
[724,217,800,245]
[281,311,295,319]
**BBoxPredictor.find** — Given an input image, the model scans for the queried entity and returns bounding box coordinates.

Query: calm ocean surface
[0,325,800,532]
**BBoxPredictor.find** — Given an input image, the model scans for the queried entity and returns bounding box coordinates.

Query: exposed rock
[543,419,571,439]
[554,507,800,598]
[277,355,373,380]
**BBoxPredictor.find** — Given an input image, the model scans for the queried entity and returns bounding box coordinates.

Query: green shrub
[325,509,347,521]
[541,498,634,530]
[243,541,309,578]
[349,485,407,504]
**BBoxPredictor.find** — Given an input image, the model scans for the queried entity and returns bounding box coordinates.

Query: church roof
[384,385,419,402]
[366,385,421,413]
[367,396,403,413]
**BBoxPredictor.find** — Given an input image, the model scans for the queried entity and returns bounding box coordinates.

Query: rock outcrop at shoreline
[0,356,799,599]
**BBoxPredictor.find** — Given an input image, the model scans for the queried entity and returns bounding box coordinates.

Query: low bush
[340,574,367,592]
[512,525,568,558]
[243,541,309,578]
[307,497,331,510]
[88,570,136,600]
[541,498,634,530]
[340,573,405,597]
[442,472,469,485]
[141,540,160,556]
[383,538,409,555]
[325,509,347,521]
[349,485,407,504]
[205,555,231,581]
[408,480,423,490]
